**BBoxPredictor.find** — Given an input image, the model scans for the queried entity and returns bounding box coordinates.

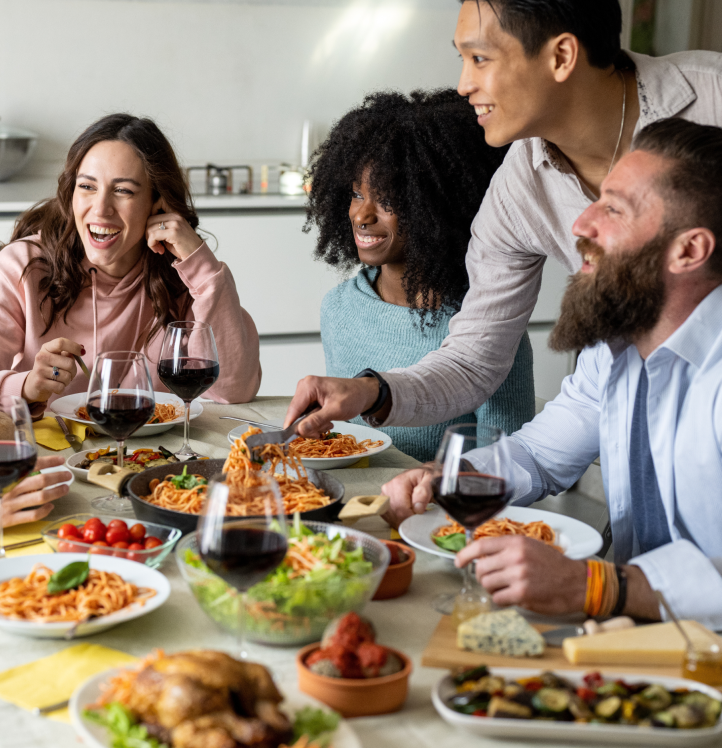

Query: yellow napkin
[348,456,370,469]
[0,644,138,723]
[33,417,88,451]
[3,520,53,558]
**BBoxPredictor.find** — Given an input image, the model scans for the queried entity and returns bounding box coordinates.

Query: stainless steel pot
[0,123,38,181]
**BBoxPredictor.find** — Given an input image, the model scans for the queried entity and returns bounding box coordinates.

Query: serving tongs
[243,402,320,459]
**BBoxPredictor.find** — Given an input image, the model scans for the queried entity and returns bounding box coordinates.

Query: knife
[542,625,586,647]
[54,416,83,452]
[243,402,320,457]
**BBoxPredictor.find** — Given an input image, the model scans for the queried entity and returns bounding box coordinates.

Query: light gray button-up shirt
[379,50,722,428]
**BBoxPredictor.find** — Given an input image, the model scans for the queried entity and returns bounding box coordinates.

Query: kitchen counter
[0,175,307,214]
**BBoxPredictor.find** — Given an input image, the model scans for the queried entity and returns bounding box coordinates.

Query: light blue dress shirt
[497,285,722,629]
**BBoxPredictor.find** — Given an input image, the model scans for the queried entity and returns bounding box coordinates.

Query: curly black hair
[304,88,508,324]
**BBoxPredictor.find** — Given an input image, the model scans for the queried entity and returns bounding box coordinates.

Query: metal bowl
[0,124,38,181]
[125,458,345,534]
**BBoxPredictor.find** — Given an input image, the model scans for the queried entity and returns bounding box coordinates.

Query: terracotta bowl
[296,643,412,717]
[372,541,415,600]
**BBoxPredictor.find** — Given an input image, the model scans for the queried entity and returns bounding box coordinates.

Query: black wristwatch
[354,368,390,417]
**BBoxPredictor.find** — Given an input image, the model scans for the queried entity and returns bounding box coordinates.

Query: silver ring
[52,366,60,379]
[158,222,166,231]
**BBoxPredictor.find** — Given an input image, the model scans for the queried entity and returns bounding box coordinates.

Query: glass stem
[116,440,125,470]
[181,401,192,452]
[238,590,248,660]
[461,528,477,594]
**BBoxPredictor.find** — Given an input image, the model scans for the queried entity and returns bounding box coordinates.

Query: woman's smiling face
[72,140,154,277]
[348,169,405,267]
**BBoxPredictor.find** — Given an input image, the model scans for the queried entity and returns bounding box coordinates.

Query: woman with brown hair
[0,113,261,416]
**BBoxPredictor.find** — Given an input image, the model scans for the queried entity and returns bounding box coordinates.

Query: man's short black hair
[633,118,722,277]
[462,0,622,69]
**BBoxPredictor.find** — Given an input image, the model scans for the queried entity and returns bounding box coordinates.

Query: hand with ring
[22,337,84,404]
[146,197,203,262]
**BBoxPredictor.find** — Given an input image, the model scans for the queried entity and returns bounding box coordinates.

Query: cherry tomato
[129,523,146,542]
[90,540,111,555]
[58,540,73,552]
[58,523,81,539]
[112,541,130,549]
[83,517,104,531]
[107,519,128,532]
[83,524,106,544]
[144,536,162,550]
[106,526,130,545]
[126,542,145,563]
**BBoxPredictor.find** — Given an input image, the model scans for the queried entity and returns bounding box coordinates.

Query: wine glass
[158,321,219,460]
[86,351,155,514]
[197,472,287,659]
[430,423,514,623]
[0,396,38,558]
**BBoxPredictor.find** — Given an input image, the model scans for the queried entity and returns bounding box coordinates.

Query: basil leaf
[432,532,467,553]
[47,559,90,595]
[170,466,207,490]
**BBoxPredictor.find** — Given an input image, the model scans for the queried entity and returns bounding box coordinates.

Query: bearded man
[381,118,722,627]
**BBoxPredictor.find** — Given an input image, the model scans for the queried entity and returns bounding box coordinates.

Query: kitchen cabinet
[196,211,338,336]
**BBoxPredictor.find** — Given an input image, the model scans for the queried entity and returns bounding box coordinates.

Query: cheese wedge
[563,620,722,666]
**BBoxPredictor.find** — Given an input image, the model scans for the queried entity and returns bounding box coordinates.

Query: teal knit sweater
[320,268,536,462]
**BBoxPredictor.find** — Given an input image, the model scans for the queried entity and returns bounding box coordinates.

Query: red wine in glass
[431,473,506,531]
[158,358,220,401]
[158,321,219,460]
[86,393,156,440]
[200,526,288,591]
[0,395,38,558]
[0,441,37,492]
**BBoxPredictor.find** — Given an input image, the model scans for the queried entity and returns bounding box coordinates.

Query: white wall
[0,0,462,174]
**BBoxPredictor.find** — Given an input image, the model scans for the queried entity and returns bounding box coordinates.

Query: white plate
[227,419,392,469]
[40,464,74,487]
[432,668,722,746]
[71,667,362,748]
[66,446,177,483]
[0,553,170,638]
[399,505,603,561]
[51,391,202,437]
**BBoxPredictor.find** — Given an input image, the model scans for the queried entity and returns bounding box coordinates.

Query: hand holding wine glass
[158,321,219,460]
[430,423,514,622]
[0,395,38,557]
[197,472,287,659]
[86,351,155,514]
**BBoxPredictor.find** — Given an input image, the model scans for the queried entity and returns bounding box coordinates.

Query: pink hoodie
[0,237,261,410]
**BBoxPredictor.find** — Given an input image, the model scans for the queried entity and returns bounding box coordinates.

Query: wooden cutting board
[421,615,682,678]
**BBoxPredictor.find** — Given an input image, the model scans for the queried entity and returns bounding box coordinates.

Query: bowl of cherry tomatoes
[41,513,181,569]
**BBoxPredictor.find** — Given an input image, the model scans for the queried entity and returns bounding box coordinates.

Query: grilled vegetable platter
[432,665,722,746]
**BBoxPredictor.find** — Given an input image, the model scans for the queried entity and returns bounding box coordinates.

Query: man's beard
[548,235,668,353]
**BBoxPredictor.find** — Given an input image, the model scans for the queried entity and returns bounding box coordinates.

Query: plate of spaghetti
[51,391,202,437]
[227,420,392,469]
[398,505,603,561]
[0,553,170,638]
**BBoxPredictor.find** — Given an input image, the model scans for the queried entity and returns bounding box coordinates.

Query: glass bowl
[42,513,181,569]
[175,521,390,646]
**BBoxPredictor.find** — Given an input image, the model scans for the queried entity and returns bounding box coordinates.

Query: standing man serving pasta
[285,0,722,439]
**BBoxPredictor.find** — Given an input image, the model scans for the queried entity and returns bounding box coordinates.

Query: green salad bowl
[175,521,390,646]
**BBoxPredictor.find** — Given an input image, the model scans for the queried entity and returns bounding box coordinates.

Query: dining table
[0,396,649,748]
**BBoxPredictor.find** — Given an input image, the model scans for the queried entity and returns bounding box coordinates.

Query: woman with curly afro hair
[307,89,535,461]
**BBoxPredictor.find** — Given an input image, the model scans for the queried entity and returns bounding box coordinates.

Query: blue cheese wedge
[457,609,545,657]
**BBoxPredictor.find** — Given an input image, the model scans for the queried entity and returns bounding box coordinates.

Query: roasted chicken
[118,650,292,748]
